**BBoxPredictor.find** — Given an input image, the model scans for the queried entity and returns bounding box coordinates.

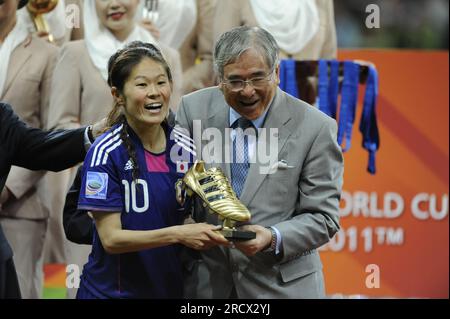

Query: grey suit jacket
[176,87,343,298]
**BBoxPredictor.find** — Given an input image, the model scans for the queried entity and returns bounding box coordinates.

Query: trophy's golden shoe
[179,161,251,229]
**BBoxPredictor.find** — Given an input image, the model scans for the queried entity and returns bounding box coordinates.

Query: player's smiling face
[120,57,172,129]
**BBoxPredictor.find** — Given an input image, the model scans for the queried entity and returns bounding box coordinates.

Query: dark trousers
[0,258,21,299]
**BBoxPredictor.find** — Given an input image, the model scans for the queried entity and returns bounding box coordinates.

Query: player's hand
[177,223,231,250]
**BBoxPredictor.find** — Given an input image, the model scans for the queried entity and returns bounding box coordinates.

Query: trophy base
[220,228,256,241]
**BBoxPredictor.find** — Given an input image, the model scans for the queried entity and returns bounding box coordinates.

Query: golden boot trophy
[176,161,256,241]
[26,0,59,43]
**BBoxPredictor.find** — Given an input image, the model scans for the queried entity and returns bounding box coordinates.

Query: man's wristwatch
[265,227,277,253]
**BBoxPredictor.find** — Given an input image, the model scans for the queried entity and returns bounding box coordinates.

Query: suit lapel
[240,88,295,206]
[2,38,32,97]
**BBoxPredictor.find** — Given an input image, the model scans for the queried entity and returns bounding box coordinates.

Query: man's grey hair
[213,26,279,79]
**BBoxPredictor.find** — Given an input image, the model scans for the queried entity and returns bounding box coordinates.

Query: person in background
[0,0,59,299]
[16,0,84,46]
[48,0,182,130]
[0,101,103,299]
[143,0,217,93]
[213,0,337,60]
[76,41,228,299]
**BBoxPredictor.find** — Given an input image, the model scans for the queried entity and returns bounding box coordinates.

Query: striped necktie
[231,117,256,198]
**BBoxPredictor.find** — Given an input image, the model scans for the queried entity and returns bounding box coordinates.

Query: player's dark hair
[104,41,172,182]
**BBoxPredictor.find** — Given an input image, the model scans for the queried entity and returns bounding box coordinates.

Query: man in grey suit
[176,26,343,298]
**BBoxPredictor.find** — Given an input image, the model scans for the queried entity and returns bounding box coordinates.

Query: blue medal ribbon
[318,60,330,115]
[279,59,286,92]
[318,59,340,118]
[329,60,340,119]
[359,65,379,174]
[279,59,299,98]
[337,61,359,152]
[281,59,379,174]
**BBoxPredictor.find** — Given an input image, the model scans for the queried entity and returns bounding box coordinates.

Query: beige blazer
[176,87,343,298]
[47,39,183,130]
[0,36,58,220]
[213,0,337,59]
[178,0,216,93]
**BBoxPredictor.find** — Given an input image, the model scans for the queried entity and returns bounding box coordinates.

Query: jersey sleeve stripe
[93,133,121,167]
[101,140,123,165]
[90,125,123,167]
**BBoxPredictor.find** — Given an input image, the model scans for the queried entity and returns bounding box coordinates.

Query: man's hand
[233,225,272,256]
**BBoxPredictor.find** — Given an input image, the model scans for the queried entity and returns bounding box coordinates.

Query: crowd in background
[335,0,449,49]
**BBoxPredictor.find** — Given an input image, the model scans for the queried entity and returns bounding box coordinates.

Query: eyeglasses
[222,73,274,92]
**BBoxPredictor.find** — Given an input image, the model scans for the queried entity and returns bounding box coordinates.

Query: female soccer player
[76,41,228,299]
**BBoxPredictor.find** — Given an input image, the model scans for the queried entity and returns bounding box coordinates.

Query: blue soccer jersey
[77,123,195,298]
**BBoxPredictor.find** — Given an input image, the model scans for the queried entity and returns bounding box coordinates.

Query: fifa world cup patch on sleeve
[85,171,108,199]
